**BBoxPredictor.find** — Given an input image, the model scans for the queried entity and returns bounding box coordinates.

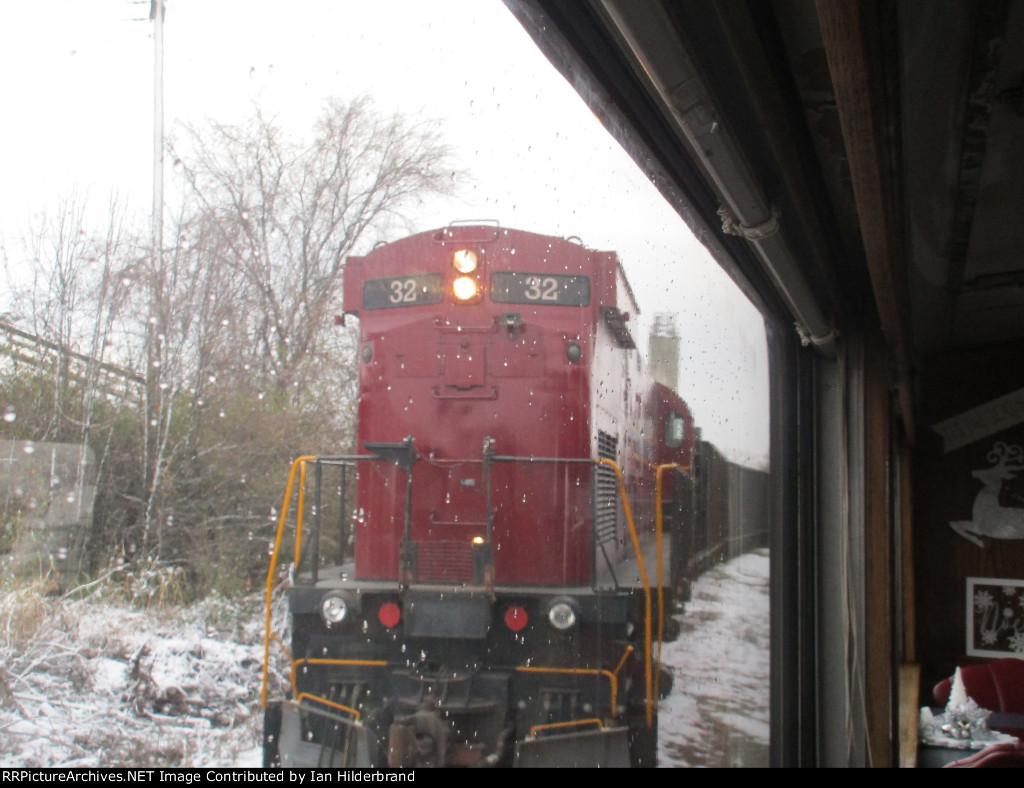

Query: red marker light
[378,602,401,628]
[504,605,528,632]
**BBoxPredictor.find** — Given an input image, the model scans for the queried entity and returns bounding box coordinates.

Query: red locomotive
[261,223,696,767]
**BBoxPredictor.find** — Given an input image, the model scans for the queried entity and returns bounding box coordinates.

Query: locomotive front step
[513,724,631,768]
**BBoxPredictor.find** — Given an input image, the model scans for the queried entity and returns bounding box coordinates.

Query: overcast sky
[0,0,768,464]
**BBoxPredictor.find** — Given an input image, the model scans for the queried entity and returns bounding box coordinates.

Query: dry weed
[0,581,54,651]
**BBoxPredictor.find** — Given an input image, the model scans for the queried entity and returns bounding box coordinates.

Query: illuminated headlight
[452,249,478,273]
[546,598,578,631]
[453,276,479,301]
[320,593,348,626]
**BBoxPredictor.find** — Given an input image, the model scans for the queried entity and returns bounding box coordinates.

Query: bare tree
[1,194,144,576]
[134,206,249,559]
[2,98,457,589]
[3,194,141,435]
[15,196,91,440]
[170,98,455,390]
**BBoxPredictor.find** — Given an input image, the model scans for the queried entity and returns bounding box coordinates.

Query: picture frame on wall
[967,577,1024,658]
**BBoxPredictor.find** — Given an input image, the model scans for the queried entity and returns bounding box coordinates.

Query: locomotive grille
[595,431,620,549]
[412,540,475,584]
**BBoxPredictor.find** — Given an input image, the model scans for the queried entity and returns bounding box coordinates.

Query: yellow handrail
[595,458,656,727]
[529,718,604,738]
[261,453,689,729]
[269,630,292,662]
[294,460,310,567]
[289,658,388,698]
[261,455,316,708]
[516,645,632,720]
[653,463,687,702]
[259,455,414,711]
[296,693,363,723]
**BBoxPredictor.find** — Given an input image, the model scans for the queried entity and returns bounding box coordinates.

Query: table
[918,712,1024,768]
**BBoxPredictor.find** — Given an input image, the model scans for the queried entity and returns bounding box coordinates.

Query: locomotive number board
[491,272,591,306]
[364,274,445,309]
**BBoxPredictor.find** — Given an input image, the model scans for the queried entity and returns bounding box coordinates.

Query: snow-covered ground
[1,550,768,768]
[658,548,771,767]
[0,586,271,767]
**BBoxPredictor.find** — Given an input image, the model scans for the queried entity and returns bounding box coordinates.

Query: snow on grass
[658,548,770,767]
[1,552,769,768]
[0,585,275,767]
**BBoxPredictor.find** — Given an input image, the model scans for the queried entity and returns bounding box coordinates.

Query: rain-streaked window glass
[0,1,769,768]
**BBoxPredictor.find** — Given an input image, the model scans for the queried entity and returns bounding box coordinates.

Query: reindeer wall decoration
[950,442,1024,547]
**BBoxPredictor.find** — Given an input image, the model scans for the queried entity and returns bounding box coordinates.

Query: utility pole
[143,0,166,556]
[152,0,164,265]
